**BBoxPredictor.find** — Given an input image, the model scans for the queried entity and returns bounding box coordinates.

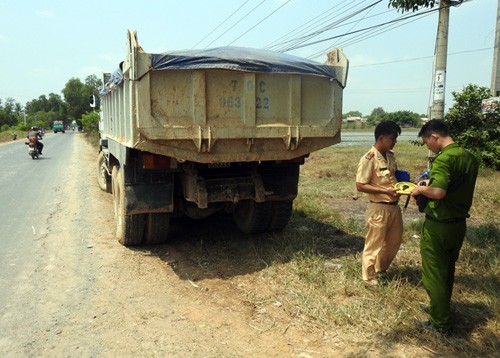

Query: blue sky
[0,0,496,116]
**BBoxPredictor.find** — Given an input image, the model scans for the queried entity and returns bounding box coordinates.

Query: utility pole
[491,0,500,96]
[429,0,450,121]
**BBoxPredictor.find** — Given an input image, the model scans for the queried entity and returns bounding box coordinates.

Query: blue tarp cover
[150,47,336,79]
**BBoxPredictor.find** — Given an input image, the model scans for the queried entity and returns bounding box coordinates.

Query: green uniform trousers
[420,218,466,330]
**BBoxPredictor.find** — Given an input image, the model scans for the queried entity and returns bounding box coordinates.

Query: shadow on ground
[132,210,364,283]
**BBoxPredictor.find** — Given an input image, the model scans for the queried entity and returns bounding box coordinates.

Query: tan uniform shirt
[356,146,398,203]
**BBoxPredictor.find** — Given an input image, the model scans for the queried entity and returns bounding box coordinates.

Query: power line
[350,47,492,68]
[274,1,384,53]
[281,6,440,52]
[279,0,472,56]
[227,0,292,46]
[204,0,266,48]
[192,0,251,49]
[307,8,435,59]
[264,0,356,50]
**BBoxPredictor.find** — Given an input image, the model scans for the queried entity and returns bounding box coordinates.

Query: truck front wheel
[97,151,111,193]
[112,165,145,246]
[233,200,272,234]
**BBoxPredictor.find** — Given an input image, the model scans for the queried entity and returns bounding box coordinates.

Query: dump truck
[53,120,65,133]
[97,30,348,246]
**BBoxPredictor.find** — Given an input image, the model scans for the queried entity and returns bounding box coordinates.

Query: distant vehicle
[25,136,41,159]
[53,120,65,133]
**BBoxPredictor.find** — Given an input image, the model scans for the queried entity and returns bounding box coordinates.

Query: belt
[425,215,466,224]
[370,201,398,205]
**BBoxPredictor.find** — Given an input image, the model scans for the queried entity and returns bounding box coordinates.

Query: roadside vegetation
[158,141,498,356]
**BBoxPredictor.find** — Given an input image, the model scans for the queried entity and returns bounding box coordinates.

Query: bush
[81,111,100,133]
[446,84,500,170]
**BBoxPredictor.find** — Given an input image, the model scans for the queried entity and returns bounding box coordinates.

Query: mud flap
[124,182,174,215]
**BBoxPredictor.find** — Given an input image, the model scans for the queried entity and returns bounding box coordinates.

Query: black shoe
[419,302,430,313]
[414,319,451,334]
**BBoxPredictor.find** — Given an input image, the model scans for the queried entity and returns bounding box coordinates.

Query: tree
[81,111,100,133]
[366,107,387,126]
[62,76,103,123]
[384,110,420,127]
[0,97,22,128]
[62,78,87,121]
[388,0,438,13]
[445,84,500,169]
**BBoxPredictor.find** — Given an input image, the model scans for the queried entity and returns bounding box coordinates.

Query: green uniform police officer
[411,119,479,333]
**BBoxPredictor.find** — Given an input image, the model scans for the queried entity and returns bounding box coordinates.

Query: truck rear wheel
[144,213,170,244]
[268,200,293,232]
[233,200,272,234]
[112,165,145,246]
[97,151,111,193]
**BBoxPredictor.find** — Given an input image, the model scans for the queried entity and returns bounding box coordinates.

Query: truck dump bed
[100,30,348,163]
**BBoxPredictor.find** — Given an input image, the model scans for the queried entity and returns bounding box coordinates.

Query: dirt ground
[3,135,437,357]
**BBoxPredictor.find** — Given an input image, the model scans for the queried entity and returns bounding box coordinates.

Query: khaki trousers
[362,203,403,281]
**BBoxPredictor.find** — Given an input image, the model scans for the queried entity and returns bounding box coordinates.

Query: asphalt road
[0,131,76,299]
[0,131,94,355]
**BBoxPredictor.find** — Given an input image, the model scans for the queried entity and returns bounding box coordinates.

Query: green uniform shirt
[425,143,479,221]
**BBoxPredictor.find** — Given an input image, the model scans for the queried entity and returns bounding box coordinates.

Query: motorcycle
[25,137,41,159]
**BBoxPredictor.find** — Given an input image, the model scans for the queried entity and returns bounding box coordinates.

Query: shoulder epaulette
[365,151,375,160]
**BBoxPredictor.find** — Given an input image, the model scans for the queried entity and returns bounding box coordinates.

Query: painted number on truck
[219,80,270,110]
[219,96,241,108]
[256,97,269,109]
[256,80,269,110]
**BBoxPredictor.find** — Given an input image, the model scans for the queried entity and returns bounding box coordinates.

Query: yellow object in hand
[393,182,417,195]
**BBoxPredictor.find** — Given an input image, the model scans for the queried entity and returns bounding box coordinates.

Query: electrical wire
[227,0,292,46]
[349,47,492,68]
[278,0,471,57]
[264,0,356,50]
[307,8,435,60]
[275,1,384,53]
[191,0,251,49]
[204,0,266,48]
[282,6,441,52]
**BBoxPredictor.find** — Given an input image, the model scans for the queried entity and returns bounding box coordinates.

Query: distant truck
[53,120,65,133]
[96,30,348,246]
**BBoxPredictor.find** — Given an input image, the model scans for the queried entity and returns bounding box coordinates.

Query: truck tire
[267,200,293,232]
[233,200,272,234]
[97,151,111,193]
[144,213,170,245]
[112,165,145,246]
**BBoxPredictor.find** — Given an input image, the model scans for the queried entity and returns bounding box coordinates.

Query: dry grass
[270,142,499,356]
[150,141,498,356]
[76,132,498,356]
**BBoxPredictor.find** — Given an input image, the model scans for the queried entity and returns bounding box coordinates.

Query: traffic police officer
[411,119,479,333]
[356,121,402,287]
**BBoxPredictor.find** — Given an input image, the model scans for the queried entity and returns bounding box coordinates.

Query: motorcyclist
[27,127,43,155]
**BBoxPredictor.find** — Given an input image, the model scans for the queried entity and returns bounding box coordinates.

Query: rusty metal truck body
[97,30,348,246]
